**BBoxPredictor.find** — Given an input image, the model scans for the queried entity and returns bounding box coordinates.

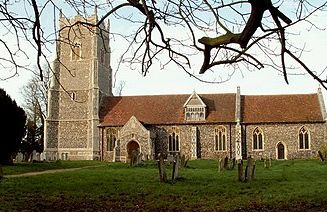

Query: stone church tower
[44,12,112,160]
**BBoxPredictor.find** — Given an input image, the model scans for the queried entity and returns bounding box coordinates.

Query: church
[44,14,327,162]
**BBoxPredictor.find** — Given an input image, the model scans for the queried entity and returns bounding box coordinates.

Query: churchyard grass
[2,160,104,175]
[0,159,326,211]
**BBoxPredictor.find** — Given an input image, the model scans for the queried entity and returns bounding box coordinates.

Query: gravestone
[172,155,180,181]
[230,158,236,170]
[318,150,325,162]
[157,153,167,182]
[15,153,24,162]
[218,158,224,172]
[223,156,229,169]
[137,152,143,164]
[238,160,244,182]
[245,157,255,182]
[130,150,138,166]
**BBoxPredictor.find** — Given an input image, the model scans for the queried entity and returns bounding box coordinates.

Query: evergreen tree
[0,88,26,164]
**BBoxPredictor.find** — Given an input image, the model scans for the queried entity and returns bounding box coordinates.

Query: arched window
[253,127,264,150]
[168,127,180,152]
[214,126,226,151]
[106,129,117,151]
[299,126,310,150]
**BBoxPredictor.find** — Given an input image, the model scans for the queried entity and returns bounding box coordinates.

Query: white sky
[1,2,327,106]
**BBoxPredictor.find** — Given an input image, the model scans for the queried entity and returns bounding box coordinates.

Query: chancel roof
[242,94,324,123]
[99,92,324,127]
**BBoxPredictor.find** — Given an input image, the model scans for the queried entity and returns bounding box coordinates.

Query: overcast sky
[1,2,327,106]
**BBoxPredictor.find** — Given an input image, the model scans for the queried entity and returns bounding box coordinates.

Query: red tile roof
[242,94,323,123]
[99,92,324,126]
[99,94,236,126]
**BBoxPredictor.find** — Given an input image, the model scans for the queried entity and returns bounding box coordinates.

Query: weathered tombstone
[230,158,236,170]
[245,157,254,182]
[130,150,138,166]
[172,161,179,182]
[238,160,244,182]
[137,152,143,164]
[173,155,180,180]
[15,153,24,163]
[318,150,325,162]
[251,160,256,180]
[157,153,167,182]
[31,150,38,161]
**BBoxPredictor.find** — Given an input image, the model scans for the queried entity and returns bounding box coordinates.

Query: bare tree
[114,80,126,96]
[1,1,327,88]
[20,65,50,154]
[21,65,49,124]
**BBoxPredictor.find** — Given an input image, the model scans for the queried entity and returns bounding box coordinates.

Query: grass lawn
[0,159,326,211]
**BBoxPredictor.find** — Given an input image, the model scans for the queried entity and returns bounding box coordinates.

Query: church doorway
[277,142,285,160]
[127,140,140,159]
